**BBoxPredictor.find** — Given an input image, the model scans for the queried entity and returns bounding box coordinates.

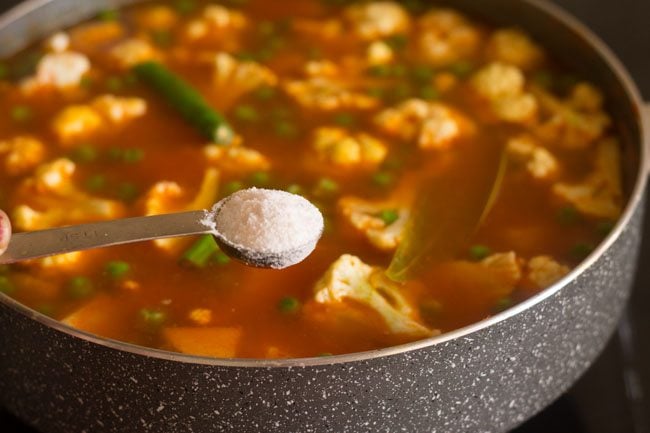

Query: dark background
[0,0,648,432]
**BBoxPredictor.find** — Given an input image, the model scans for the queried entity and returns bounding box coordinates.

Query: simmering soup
[0,0,623,359]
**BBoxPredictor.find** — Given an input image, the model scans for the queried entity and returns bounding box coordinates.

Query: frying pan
[0,0,648,431]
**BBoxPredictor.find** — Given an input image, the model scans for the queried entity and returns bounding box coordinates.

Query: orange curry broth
[0,0,620,358]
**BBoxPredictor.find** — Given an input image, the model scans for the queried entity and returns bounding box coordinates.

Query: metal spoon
[0,198,323,270]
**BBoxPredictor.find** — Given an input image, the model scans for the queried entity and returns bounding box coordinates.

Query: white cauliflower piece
[367,41,394,65]
[91,95,147,124]
[553,138,623,219]
[507,134,559,180]
[185,5,247,42]
[212,53,277,109]
[22,52,90,91]
[532,83,610,149]
[52,95,147,145]
[339,197,409,251]
[344,2,411,40]
[313,255,434,338]
[312,127,387,168]
[471,62,538,124]
[204,144,270,174]
[145,168,220,252]
[44,32,70,53]
[416,9,481,66]
[109,39,159,69]
[374,99,474,149]
[284,77,379,111]
[481,252,523,290]
[12,158,125,231]
[0,136,47,176]
[37,252,84,271]
[526,256,569,288]
[485,29,544,70]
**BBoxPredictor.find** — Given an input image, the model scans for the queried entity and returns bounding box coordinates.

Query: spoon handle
[0,210,210,265]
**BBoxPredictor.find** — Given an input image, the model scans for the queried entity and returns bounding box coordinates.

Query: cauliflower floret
[52,95,147,145]
[485,29,544,70]
[313,255,434,338]
[0,136,47,176]
[481,252,524,289]
[12,158,125,231]
[188,308,213,326]
[135,5,179,30]
[344,2,411,40]
[185,5,247,42]
[367,41,394,65]
[284,78,379,111]
[109,39,159,69]
[37,252,84,270]
[145,168,220,252]
[204,144,270,174]
[91,95,147,124]
[22,52,90,91]
[416,9,482,66]
[212,53,277,109]
[339,197,409,251]
[532,83,610,149]
[44,32,70,53]
[507,134,559,180]
[471,62,538,124]
[375,99,474,149]
[69,21,125,53]
[312,127,387,168]
[553,138,623,219]
[526,256,569,288]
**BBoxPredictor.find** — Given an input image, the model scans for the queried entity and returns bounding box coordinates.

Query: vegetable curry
[0,0,623,359]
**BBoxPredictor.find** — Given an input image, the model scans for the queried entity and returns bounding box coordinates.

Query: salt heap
[202,188,324,269]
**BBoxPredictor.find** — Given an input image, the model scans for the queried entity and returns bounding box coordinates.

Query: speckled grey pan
[0,1,648,432]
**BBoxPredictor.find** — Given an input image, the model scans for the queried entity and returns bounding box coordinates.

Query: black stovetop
[1,0,649,432]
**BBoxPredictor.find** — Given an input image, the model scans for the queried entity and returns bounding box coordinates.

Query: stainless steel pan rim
[0,0,647,369]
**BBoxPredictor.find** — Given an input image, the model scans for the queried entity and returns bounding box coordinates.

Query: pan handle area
[645,103,650,177]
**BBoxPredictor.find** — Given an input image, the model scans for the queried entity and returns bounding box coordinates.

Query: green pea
[151,30,173,48]
[0,276,15,295]
[122,148,145,164]
[333,112,356,128]
[286,184,304,195]
[85,174,106,192]
[71,145,98,164]
[367,64,392,78]
[11,105,33,122]
[117,182,139,202]
[469,245,491,261]
[448,61,475,78]
[108,147,124,161]
[249,171,270,186]
[67,276,94,299]
[366,87,385,99]
[412,65,435,82]
[532,70,554,89]
[278,296,301,314]
[139,308,166,327]
[234,104,259,122]
[105,261,130,279]
[371,171,394,187]
[315,177,339,195]
[174,0,196,15]
[376,209,399,225]
[274,121,299,138]
[224,180,244,195]
[106,76,124,93]
[420,85,440,101]
[570,243,594,260]
[80,76,94,89]
[493,297,513,313]
[556,206,580,225]
[384,34,408,51]
[255,86,277,101]
[596,220,616,237]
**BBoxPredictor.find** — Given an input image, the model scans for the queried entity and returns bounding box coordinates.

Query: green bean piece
[11,105,32,122]
[376,209,400,225]
[133,62,235,145]
[182,235,219,268]
[278,296,301,314]
[0,276,15,295]
[105,261,131,279]
[249,171,270,186]
[122,148,145,164]
[469,245,491,261]
[213,251,231,266]
[85,174,106,192]
[139,308,166,327]
[67,276,94,299]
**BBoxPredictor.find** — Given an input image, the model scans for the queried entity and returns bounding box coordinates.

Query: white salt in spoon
[0,188,324,269]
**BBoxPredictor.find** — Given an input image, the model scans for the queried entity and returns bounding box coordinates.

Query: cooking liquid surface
[0,0,620,358]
